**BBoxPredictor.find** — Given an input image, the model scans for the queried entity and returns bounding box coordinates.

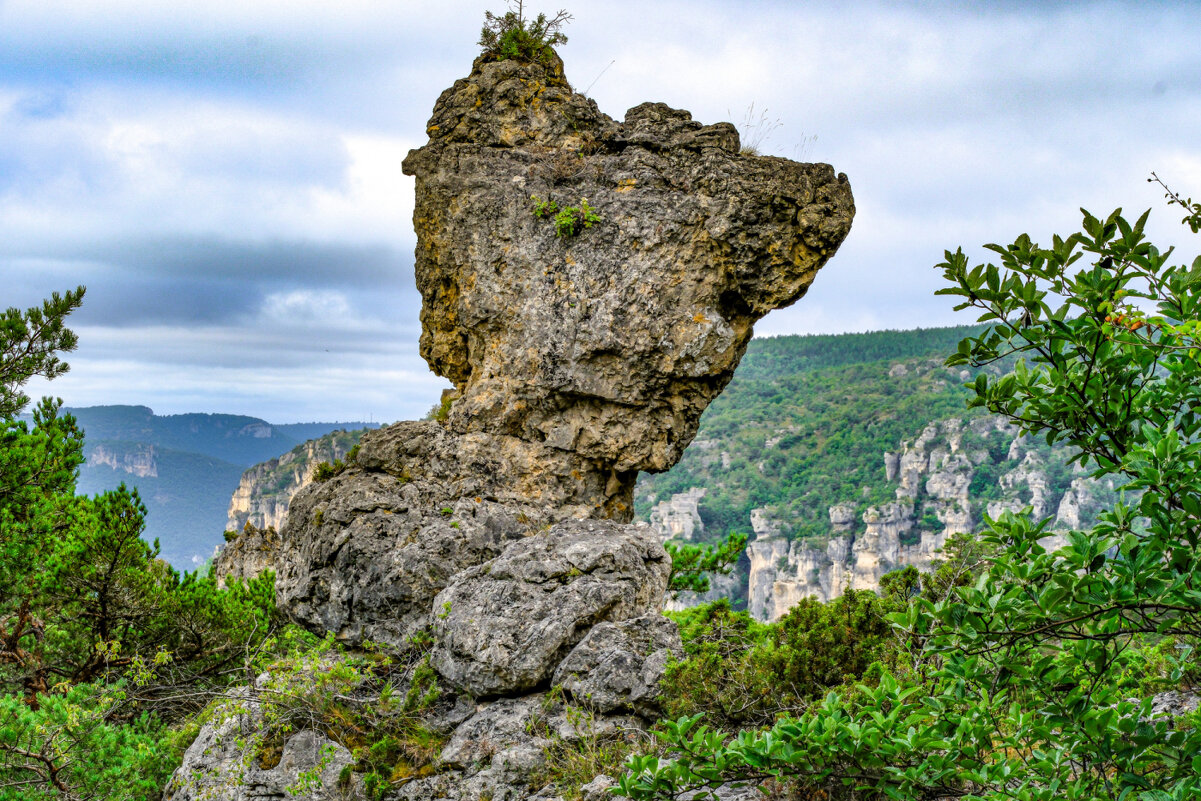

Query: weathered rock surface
[270,421,648,648]
[243,50,852,650]
[213,522,280,589]
[164,694,359,801]
[552,614,682,716]
[648,487,706,542]
[402,54,854,484]
[226,428,367,534]
[431,521,671,697]
[202,46,853,801]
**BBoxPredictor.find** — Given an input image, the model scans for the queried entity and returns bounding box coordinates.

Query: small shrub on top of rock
[478,2,571,66]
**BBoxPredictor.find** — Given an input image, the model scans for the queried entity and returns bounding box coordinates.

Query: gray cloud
[2,238,414,324]
[87,237,411,286]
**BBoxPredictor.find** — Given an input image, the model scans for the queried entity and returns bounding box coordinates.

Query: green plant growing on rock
[555,199,600,237]
[733,102,782,157]
[529,688,655,800]
[425,392,455,422]
[179,629,447,800]
[531,194,559,218]
[479,2,571,66]
[532,195,601,238]
[312,458,344,481]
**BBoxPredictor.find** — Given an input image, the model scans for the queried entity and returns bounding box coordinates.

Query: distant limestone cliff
[225,428,368,534]
[182,47,853,801]
[648,406,1115,621]
[87,442,159,477]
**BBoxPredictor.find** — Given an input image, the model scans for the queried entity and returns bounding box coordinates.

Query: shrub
[478,2,571,67]
[532,195,602,238]
[313,458,344,482]
[660,591,901,729]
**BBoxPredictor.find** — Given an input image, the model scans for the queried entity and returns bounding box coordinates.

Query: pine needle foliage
[479,1,571,67]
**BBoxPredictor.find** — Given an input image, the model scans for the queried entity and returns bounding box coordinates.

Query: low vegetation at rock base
[0,295,280,799]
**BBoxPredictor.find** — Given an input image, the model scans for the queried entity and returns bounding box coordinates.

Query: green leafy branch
[617,201,1201,801]
[531,195,602,238]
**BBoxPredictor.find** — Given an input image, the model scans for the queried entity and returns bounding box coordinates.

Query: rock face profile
[404,55,853,486]
[225,428,367,534]
[195,49,853,800]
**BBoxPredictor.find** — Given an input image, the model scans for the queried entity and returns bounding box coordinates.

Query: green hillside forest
[636,325,992,541]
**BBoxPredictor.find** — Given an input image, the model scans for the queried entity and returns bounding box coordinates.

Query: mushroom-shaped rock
[403,56,854,487]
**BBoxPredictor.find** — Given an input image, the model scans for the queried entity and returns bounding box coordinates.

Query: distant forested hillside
[635,325,991,542]
[55,327,997,568]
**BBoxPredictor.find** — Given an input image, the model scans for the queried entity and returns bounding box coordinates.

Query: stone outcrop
[246,50,851,650]
[213,522,280,589]
[738,415,1116,621]
[552,614,682,717]
[430,521,671,697]
[272,420,641,649]
[648,487,706,542]
[195,46,853,801]
[402,53,853,483]
[164,691,360,801]
[225,428,367,534]
[1055,476,1100,530]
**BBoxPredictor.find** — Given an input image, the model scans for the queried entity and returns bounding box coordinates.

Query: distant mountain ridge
[42,405,381,567]
[49,326,1017,580]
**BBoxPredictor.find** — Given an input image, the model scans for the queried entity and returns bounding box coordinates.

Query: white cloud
[260,289,352,323]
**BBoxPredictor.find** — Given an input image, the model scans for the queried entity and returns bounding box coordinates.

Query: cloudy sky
[4,0,1200,423]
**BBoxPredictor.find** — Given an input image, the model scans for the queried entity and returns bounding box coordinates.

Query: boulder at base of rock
[269,421,632,649]
[552,614,683,717]
[163,695,359,801]
[431,521,671,697]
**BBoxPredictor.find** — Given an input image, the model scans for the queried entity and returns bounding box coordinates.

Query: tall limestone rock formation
[733,416,1110,622]
[270,51,853,650]
[185,49,853,801]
